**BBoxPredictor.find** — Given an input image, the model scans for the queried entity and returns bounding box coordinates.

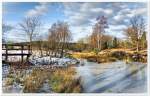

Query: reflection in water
[76,60,147,93]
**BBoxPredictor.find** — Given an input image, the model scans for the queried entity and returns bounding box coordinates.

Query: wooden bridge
[2,43,31,63]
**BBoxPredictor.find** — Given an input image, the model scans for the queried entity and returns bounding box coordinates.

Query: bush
[111,51,126,60]
[93,48,100,55]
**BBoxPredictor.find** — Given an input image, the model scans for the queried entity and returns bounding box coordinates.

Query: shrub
[93,48,100,55]
[111,51,126,60]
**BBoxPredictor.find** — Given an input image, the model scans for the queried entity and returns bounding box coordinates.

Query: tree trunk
[136,42,139,52]
[40,47,43,57]
[60,44,65,58]
[30,36,32,53]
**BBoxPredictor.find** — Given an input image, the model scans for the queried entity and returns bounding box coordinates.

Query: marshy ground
[2,48,147,93]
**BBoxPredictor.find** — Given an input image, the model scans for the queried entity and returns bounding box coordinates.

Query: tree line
[2,15,147,57]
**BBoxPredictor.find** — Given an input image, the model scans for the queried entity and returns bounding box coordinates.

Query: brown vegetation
[70,48,147,63]
[5,64,82,93]
[23,68,51,93]
[48,67,82,93]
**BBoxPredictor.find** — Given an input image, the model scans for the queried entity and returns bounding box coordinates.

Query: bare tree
[2,23,13,43]
[125,15,146,52]
[89,30,112,50]
[19,16,41,53]
[90,16,108,50]
[96,15,109,50]
[90,25,99,49]
[48,23,58,56]
[48,21,72,57]
[57,21,72,57]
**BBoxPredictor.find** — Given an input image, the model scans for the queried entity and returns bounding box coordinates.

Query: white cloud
[116,7,147,19]
[104,9,113,15]
[109,25,127,31]
[105,29,126,39]
[113,15,124,21]
[105,24,129,39]
[62,2,147,41]
[26,3,49,17]
[111,6,147,26]
[70,26,92,42]
[6,28,28,42]
[63,3,113,27]
[132,8,147,16]
[90,8,103,13]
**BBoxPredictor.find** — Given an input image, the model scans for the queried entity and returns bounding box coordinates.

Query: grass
[23,68,51,93]
[5,78,14,86]
[48,67,82,93]
[71,52,96,59]
[71,51,117,63]
[3,60,82,93]
[4,69,24,86]
[23,67,82,93]
[70,48,147,63]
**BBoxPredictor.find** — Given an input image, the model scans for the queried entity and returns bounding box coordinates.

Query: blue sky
[3,2,147,42]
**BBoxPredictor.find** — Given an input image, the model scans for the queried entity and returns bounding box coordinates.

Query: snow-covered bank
[2,54,80,93]
[29,56,79,67]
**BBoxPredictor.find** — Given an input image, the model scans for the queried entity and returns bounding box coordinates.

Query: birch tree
[125,15,146,52]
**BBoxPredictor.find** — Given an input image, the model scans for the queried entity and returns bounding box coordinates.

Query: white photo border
[0,0,149,96]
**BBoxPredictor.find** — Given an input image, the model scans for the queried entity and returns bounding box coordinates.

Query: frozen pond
[76,60,147,93]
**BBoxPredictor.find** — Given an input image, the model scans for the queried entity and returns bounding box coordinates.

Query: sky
[2,2,147,42]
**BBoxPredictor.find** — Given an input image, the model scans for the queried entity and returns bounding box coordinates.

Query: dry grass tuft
[23,68,51,93]
[49,67,82,93]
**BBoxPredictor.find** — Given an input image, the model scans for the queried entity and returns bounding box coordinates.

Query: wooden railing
[2,43,31,63]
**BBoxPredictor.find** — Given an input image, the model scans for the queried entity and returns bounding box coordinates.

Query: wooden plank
[2,43,29,46]
[2,53,31,56]
[2,48,29,50]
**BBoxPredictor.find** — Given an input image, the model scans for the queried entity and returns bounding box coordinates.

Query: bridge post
[5,44,8,61]
[21,45,24,62]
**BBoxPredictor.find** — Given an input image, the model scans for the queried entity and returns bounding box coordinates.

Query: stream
[75,60,147,93]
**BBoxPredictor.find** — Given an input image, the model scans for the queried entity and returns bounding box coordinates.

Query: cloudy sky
[3,2,147,42]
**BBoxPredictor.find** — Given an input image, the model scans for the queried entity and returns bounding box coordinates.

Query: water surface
[76,60,147,93]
